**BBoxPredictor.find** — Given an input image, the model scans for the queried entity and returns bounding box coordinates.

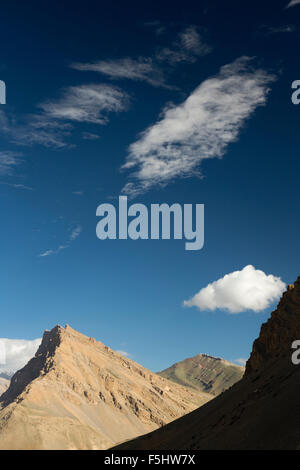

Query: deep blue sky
[0,0,299,371]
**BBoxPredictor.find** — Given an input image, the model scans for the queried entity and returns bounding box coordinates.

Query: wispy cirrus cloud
[0,84,129,148]
[39,224,82,257]
[286,0,300,8]
[184,265,286,314]
[71,58,168,88]
[71,26,211,88]
[121,57,275,197]
[0,151,22,175]
[39,84,129,124]
[259,24,296,35]
[156,25,212,64]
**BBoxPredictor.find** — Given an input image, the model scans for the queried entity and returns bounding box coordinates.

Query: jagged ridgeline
[0,325,211,450]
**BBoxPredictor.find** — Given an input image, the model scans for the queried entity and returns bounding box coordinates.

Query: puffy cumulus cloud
[0,338,41,377]
[184,265,286,314]
[121,57,275,197]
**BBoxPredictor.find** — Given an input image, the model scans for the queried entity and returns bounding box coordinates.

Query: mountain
[0,377,9,396]
[0,325,211,450]
[158,354,244,396]
[114,278,300,450]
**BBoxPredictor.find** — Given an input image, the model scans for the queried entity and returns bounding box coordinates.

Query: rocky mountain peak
[245,277,300,375]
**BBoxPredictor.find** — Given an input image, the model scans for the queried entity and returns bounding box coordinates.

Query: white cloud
[0,338,41,377]
[286,0,300,8]
[121,57,275,197]
[0,151,22,175]
[39,84,129,124]
[260,24,296,35]
[116,350,131,357]
[234,358,247,366]
[69,225,82,241]
[156,26,212,64]
[184,265,286,314]
[39,224,82,257]
[71,58,168,88]
[0,85,129,148]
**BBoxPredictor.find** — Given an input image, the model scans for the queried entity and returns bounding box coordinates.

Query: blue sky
[0,0,299,373]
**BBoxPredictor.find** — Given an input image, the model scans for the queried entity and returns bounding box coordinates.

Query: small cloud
[69,225,82,241]
[0,338,41,377]
[39,249,55,257]
[156,25,212,64]
[0,85,129,149]
[234,358,247,366]
[0,151,22,176]
[116,350,131,358]
[72,191,84,196]
[184,265,286,314]
[259,24,296,35]
[286,0,300,8]
[82,132,100,140]
[38,225,82,258]
[39,84,129,125]
[71,57,168,88]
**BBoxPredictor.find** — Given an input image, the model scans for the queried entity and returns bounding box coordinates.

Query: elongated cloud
[39,224,82,257]
[0,338,41,377]
[184,265,286,314]
[0,151,22,175]
[39,84,129,124]
[71,58,167,88]
[121,57,275,197]
[286,0,300,8]
[0,85,129,148]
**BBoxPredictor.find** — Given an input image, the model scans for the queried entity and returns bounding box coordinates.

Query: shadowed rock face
[0,325,212,450]
[158,354,244,396]
[114,278,300,450]
[246,280,300,375]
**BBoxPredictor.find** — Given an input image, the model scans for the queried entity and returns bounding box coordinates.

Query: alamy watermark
[291,81,300,105]
[96,196,204,251]
[291,340,300,365]
[0,80,6,104]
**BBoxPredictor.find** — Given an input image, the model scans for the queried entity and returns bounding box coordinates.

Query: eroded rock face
[246,278,300,375]
[0,325,212,450]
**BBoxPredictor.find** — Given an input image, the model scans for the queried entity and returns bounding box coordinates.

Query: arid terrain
[158,354,244,396]
[0,377,9,396]
[0,325,211,450]
[115,278,300,450]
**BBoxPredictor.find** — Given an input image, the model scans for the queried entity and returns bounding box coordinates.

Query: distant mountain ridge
[158,354,244,396]
[0,324,212,450]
